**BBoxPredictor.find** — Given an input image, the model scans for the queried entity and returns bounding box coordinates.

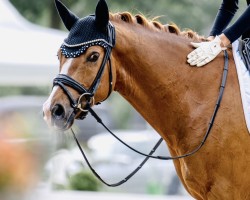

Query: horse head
[43,0,115,130]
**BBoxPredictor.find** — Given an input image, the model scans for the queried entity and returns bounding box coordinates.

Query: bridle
[52,19,229,187]
[53,22,115,119]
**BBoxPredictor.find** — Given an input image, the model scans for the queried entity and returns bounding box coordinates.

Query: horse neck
[113,25,190,133]
[111,21,224,145]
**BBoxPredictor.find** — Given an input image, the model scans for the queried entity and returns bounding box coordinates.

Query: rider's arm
[222,5,250,43]
[209,0,239,37]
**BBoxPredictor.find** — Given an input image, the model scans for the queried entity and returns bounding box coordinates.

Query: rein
[70,50,229,187]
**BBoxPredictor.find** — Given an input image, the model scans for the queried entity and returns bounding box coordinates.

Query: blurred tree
[8,0,216,34]
[9,0,78,29]
[9,0,246,35]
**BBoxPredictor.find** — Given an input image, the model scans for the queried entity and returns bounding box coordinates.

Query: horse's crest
[55,0,115,58]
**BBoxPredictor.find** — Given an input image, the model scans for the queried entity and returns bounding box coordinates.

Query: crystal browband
[61,39,111,58]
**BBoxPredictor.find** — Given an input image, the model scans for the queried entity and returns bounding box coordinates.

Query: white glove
[187,36,226,67]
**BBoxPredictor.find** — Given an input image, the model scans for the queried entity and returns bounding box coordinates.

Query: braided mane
[110,12,205,41]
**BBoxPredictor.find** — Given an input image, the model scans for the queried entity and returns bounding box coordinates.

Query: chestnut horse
[43,0,250,199]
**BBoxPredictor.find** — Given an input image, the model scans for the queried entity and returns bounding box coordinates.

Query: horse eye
[87,52,100,62]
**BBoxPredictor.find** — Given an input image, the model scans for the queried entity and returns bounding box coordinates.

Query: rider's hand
[187,36,226,67]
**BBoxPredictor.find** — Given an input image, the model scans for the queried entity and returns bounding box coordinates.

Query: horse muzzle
[43,102,76,131]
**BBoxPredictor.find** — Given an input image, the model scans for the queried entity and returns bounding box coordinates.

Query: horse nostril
[51,104,65,119]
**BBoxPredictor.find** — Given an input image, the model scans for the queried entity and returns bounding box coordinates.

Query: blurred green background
[9,0,247,33]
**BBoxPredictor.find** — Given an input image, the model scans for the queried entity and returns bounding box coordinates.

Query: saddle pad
[232,40,250,133]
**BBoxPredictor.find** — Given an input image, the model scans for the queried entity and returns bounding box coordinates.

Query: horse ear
[95,0,109,31]
[54,0,79,31]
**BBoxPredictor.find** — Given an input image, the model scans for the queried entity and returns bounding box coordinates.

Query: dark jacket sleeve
[223,5,250,42]
[209,0,239,36]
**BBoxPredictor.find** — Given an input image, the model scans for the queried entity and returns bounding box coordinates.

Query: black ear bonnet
[55,0,116,58]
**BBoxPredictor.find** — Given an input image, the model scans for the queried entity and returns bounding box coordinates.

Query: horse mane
[110,12,205,42]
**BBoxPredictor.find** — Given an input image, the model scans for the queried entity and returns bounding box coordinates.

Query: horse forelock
[110,12,205,42]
